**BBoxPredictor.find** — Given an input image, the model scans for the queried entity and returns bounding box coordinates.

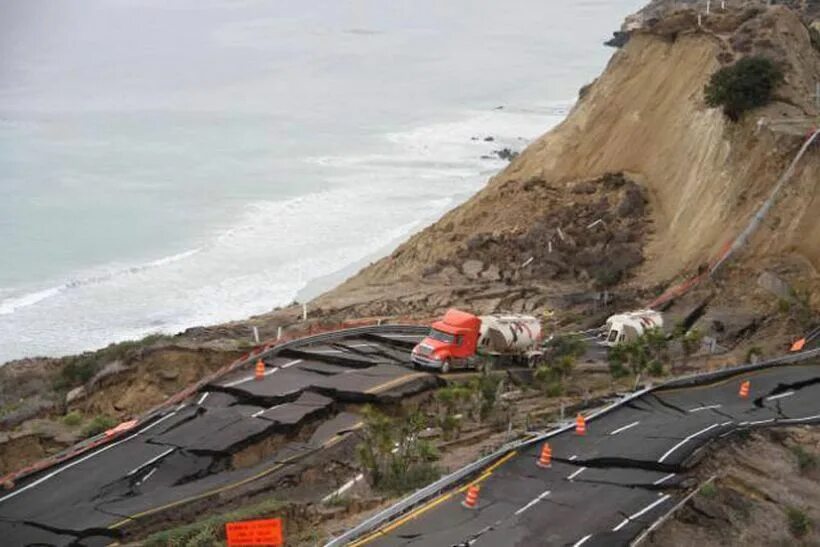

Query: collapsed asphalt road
[0,328,433,546]
[347,359,820,547]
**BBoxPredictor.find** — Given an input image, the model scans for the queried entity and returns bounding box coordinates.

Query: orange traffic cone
[536,442,552,468]
[575,414,587,436]
[739,380,750,399]
[254,359,266,381]
[462,485,480,509]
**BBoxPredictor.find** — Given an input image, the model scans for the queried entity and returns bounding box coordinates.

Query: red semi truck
[411,309,543,373]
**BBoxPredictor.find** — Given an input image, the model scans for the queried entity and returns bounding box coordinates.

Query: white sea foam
[0,103,569,362]
[0,248,202,316]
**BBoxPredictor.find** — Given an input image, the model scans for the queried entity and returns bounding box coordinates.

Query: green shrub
[356,406,441,496]
[699,482,717,499]
[534,364,565,397]
[785,506,811,538]
[704,56,783,120]
[82,415,117,437]
[62,411,83,427]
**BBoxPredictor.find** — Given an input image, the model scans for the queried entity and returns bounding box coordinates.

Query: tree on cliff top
[704,56,783,121]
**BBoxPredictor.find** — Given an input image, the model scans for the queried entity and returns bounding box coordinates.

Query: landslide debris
[419,173,650,289]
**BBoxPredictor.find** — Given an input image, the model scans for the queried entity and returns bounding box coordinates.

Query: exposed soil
[645,427,820,546]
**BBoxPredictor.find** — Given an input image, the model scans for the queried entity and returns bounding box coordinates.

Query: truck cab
[411,309,481,373]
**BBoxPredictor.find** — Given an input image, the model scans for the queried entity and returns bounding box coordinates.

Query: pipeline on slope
[649,129,819,309]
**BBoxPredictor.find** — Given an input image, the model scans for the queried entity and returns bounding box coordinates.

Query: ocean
[0,0,644,363]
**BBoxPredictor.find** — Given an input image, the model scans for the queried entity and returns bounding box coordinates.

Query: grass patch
[54,333,171,391]
[785,506,811,538]
[144,497,284,547]
[791,445,817,474]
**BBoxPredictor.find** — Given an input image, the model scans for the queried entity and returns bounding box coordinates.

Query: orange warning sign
[225,518,283,547]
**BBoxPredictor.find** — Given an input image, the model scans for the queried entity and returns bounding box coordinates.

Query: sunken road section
[0,326,436,546]
[338,355,820,547]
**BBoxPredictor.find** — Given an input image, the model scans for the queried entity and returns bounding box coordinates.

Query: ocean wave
[0,248,202,316]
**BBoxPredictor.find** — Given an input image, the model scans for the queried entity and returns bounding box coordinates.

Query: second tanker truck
[411,308,543,373]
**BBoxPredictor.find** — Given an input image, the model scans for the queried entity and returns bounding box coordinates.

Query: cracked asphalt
[353,359,820,547]
[0,330,430,546]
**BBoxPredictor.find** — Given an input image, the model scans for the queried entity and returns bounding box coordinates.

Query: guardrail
[325,347,820,546]
[0,323,428,490]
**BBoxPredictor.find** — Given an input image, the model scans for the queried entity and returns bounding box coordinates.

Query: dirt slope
[323,4,820,308]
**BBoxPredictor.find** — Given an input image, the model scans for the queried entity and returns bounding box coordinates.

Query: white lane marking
[223,359,302,387]
[720,420,734,426]
[252,403,284,419]
[612,494,671,531]
[749,418,775,425]
[658,423,722,463]
[781,414,820,423]
[196,392,209,405]
[765,391,795,401]
[572,535,592,547]
[322,473,365,503]
[138,467,157,485]
[609,421,640,436]
[514,489,551,516]
[569,455,578,461]
[653,473,676,485]
[688,404,722,413]
[127,447,175,476]
[567,467,587,481]
[0,410,179,504]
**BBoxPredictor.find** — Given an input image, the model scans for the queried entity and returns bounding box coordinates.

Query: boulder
[481,264,501,281]
[462,260,485,279]
[757,271,792,300]
[66,386,87,405]
[158,367,180,381]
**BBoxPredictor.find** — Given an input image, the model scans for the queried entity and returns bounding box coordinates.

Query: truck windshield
[428,329,455,344]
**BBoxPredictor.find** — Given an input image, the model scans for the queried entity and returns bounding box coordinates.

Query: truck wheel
[441,359,451,374]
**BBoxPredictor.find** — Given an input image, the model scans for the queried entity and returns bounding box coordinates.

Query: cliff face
[325,4,819,310]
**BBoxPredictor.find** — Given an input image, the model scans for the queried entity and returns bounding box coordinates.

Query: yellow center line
[349,450,518,546]
[108,427,362,530]
[365,372,430,394]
